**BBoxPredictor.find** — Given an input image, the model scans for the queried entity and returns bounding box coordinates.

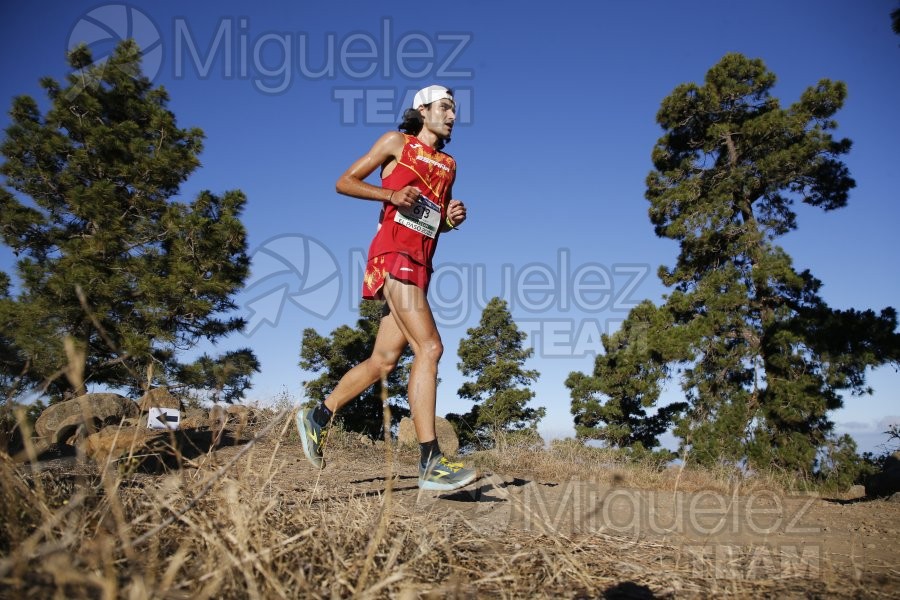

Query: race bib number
[394,194,441,238]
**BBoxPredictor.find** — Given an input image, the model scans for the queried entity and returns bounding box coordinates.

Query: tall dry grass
[468,437,794,497]
[1,406,867,599]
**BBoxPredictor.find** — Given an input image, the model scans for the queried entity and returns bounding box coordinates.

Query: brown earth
[207,433,900,598]
[5,421,899,598]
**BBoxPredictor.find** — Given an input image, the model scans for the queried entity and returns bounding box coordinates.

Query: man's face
[420,98,456,140]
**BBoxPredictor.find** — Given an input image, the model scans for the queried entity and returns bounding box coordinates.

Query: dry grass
[469,438,790,497]
[0,412,888,599]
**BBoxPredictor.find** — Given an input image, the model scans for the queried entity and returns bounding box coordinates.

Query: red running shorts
[362,252,430,300]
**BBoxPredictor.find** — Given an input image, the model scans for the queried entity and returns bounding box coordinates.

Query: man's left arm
[441,197,466,232]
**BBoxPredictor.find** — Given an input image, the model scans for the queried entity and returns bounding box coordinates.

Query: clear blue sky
[2,0,898,453]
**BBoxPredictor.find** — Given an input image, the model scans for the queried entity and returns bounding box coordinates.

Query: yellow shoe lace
[438,456,465,472]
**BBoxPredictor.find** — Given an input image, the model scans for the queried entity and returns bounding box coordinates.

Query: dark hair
[398,108,424,136]
[397,91,453,150]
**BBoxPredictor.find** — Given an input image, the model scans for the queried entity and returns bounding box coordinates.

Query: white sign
[147,407,181,430]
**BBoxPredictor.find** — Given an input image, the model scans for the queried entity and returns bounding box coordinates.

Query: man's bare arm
[335,131,419,208]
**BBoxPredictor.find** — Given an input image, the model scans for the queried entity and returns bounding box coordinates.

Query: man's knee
[372,350,400,377]
[416,338,443,364]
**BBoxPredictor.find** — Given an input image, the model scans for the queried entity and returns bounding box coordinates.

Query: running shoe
[418,454,477,491]
[296,407,326,469]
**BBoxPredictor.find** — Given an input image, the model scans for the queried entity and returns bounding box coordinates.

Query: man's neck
[415,129,441,149]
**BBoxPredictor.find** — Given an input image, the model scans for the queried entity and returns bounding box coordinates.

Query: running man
[297,85,477,491]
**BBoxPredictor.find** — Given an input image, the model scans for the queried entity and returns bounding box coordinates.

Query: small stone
[845,485,866,500]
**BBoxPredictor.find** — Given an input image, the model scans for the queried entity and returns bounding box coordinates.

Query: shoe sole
[417,470,477,491]
[296,409,325,469]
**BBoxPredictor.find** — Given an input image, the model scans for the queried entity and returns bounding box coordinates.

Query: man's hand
[389,185,421,209]
[446,199,466,228]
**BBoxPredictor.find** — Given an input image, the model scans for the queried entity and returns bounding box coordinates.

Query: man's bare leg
[322,311,408,413]
[378,276,477,490]
[380,275,442,443]
[296,303,407,469]
[300,275,475,488]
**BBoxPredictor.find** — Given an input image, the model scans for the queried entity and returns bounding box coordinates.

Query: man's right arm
[335,131,419,209]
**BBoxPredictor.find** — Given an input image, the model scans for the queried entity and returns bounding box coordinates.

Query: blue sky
[1,0,898,454]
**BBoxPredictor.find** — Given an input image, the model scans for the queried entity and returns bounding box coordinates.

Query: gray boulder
[34,393,139,445]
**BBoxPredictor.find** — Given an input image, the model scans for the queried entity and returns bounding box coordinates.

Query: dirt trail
[214,437,900,596]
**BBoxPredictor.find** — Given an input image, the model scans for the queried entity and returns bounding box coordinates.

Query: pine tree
[299,300,412,438]
[174,349,261,404]
[453,297,544,449]
[566,300,688,450]
[572,53,899,481]
[0,41,255,399]
[0,272,34,399]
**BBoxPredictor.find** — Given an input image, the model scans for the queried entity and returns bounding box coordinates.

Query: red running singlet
[362,134,456,299]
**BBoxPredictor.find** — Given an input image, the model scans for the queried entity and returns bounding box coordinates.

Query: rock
[435,416,459,456]
[225,404,259,426]
[180,409,208,430]
[85,425,226,471]
[398,417,416,447]
[889,492,900,504]
[209,405,228,425]
[866,451,900,497]
[208,405,229,445]
[397,416,459,456]
[34,393,139,445]
[138,387,181,411]
[845,485,866,500]
[85,426,164,464]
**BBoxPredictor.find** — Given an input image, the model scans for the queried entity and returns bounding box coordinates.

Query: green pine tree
[452,297,544,449]
[0,272,33,400]
[299,300,412,438]
[566,300,688,451]
[174,349,261,405]
[0,40,255,400]
[573,53,899,482]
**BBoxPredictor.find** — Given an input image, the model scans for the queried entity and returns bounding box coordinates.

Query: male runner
[297,85,476,491]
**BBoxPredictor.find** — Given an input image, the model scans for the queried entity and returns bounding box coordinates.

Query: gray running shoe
[418,454,477,491]
[296,408,326,469]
